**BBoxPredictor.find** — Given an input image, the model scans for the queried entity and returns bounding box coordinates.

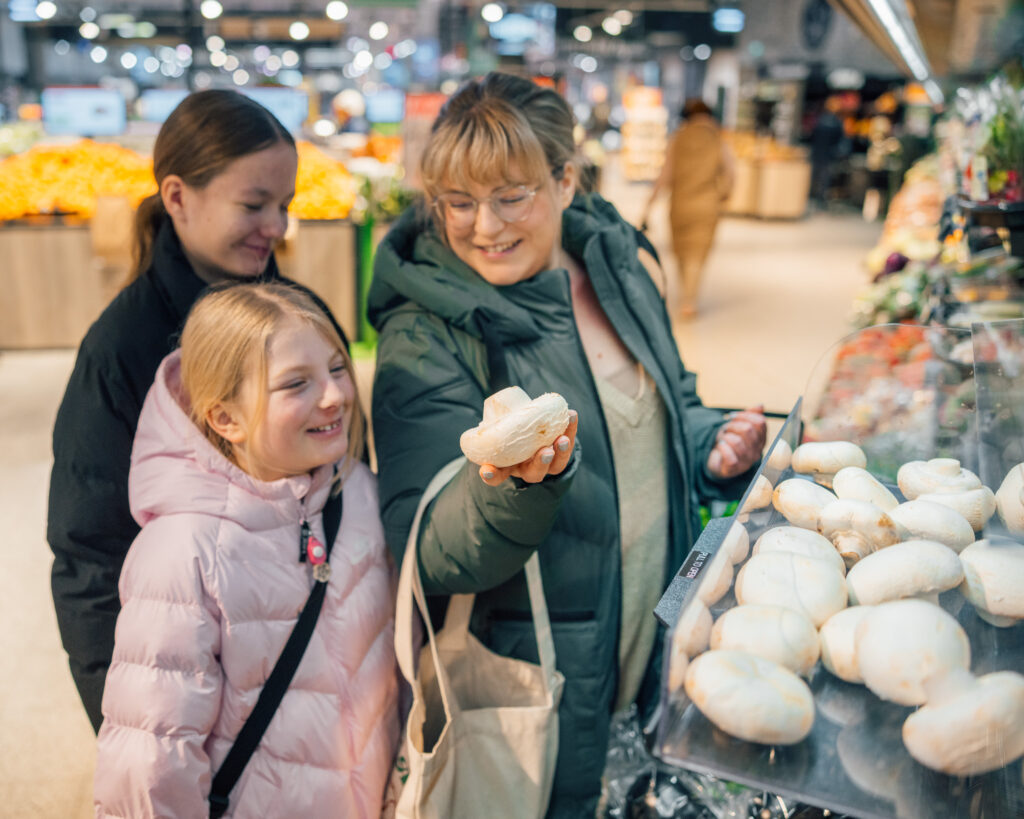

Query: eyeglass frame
[430,165,568,230]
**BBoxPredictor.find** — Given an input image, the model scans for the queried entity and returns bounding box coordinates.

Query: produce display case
[652,322,1024,819]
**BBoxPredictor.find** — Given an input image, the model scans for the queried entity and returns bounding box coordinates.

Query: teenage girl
[93,282,398,817]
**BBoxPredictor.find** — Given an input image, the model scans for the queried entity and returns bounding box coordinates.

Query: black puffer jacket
[47,219,347,731]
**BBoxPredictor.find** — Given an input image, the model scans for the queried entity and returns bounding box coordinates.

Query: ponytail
[128,192,167,285]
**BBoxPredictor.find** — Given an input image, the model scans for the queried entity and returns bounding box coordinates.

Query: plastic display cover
[654,323,1024,819]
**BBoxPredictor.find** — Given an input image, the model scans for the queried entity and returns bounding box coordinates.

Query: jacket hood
[367,192,637,341]
[128,350,335,530]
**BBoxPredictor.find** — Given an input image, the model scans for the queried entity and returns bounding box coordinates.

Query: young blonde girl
[94,282,399,818]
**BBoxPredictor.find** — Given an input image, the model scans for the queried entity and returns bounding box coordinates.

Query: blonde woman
[94,283,398,817]
[369,73,765,817]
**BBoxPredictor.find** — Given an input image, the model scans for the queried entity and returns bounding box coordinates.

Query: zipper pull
[299,520,310,562]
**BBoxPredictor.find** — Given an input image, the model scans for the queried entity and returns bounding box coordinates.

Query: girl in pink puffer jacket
[94,283,399,818]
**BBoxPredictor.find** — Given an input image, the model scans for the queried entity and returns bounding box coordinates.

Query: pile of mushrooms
[897,458,996,532]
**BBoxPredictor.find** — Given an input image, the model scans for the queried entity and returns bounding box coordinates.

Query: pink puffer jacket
[94,352,400,818]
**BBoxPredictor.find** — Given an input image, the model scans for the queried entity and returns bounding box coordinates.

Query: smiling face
[223,315,355,482]
[441,164,576,287]
[163,141,297,284]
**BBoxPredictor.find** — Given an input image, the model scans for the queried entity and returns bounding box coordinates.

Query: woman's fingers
[547,411,578,476]
[478,410,579,485]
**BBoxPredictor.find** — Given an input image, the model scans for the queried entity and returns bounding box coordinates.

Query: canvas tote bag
[390,457,565,819]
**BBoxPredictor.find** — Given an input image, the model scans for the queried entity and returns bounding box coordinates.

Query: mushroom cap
[959,537,1024,622]
[667,641,689,692]
[772,478,837,530]
[897,458,982,500]
[696,546,734,607]
[855,599,970,705]
[902,669,1024,776]
[459,388,570,468]
[819,606,872,684]
[684,649,815,745]
[817,499,908,550]
[710,604,820,675]
[765,438,793,473]
[917,486,997,532]
[832,466,899,511]
[735,551,848,627]
[792,441,867,486]
[672,598,712,657]
[846,539,964,606]
[753,526,847,575]
[721,521,750,565]
[996,463,1024,534]
[739,474,773,516]
[887,500,976,553]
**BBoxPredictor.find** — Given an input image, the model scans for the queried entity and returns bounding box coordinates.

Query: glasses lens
[438,195,476,228]
[492,187,534,223]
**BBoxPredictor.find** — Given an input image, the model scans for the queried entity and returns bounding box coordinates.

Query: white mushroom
[710,604,820,676]
[765,438,793,473]
[832,466,899,511]
[738,475,773,519]
[791,441,867,488]
[673,599,712,657]
[996,462,1024,534]
[696,545,734,607]
[684,650,815,745]
[753,526,846,575]
[959,537,1024,627]
[459,386,570,468]
[855,599,970,705]
[735,551,847,627]
[817,499,908,567]
[819,606,872,684]
[887,500,976,553]
[897,457,982,500]
[917,486,997,532]
[667,640,689,693]
[902,668,1024,776]
[721,521,750,565]
[772,478,837,530]
[845,540,964,606]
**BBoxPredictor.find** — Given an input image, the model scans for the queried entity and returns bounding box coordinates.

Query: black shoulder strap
[208,489,344,818]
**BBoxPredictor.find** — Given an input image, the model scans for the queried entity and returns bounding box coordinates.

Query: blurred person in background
[640,98,734,320]
[47,89,348,733]
[810,95,847,207]
[368,72,765,817]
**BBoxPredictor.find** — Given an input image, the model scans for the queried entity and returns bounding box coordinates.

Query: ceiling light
[134,21,156,37]
[79,6,95,21]
[353,49,373,71]
[613,10,632,25]
[573,25,592,43]
[326,1,348,21]
[693,43,712,60]
[374,52,393,70]
[200,0,222,21]
[368,21,389,40]
[289,21,310,40]
[54,39,70,55]
[210,51,227,67]
[35,1,57,20]
[865,0,930,81]
[206,35,225,52]
[481,3,504,23]
[281,49,300,67]
[79,21,100,38]
[89,45,107,62]
[143,56,159,72]
[120,52,137,69]
[223,54,239,71]
[233,69,250,85]
[601,17,621,36]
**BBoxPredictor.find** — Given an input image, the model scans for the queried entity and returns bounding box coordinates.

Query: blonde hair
[420,73,584,226]
[180,282,365,483]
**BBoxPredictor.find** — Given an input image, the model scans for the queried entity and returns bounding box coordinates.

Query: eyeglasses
[433,184,542,230]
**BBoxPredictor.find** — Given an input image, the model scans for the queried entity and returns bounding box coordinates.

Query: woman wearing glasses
[368,72,765,818]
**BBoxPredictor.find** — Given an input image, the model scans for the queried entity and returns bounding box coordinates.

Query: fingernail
[540,451,554,465]
[557,438,569,452]
[569,409,578,418]
[482,470,494,480]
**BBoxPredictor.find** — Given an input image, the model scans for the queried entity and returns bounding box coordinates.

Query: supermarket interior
[2,1,1024,818]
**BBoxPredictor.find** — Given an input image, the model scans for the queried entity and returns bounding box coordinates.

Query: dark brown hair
[130,90,295,282]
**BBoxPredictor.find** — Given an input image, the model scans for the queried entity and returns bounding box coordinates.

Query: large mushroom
[738,474,773,521]
[959,537,1024,627]
[832,466,898,511]
[772,478,837,530]
[735,551,847,627]
[902,668,1024,776]
[819,606,872,684]
[672,598,713,657]
[996,462,1024,534]
[765,438,793,474]
[721,521,750,565]
[855,599,970,705]
[752,526,847,575]
[816,499,908,567]
[459,386,570,467]
[710,604,820,676]
[696,545,734,607]
[887,500,975,553]
[917,486,997,533]
[684,650,815,745]
[845,540,964,606]
[791,441,867,488]
[897,457,982,499]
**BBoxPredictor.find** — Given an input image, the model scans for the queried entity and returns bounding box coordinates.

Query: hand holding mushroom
[460,387,579,487]
[707,405,767,479]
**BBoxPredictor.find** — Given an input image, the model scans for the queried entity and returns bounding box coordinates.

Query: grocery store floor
[0,193,882,818]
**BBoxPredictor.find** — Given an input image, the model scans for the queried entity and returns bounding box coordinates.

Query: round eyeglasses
[433,184,542,230]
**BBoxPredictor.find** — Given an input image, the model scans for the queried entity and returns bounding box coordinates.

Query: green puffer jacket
[368,193,751,817]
